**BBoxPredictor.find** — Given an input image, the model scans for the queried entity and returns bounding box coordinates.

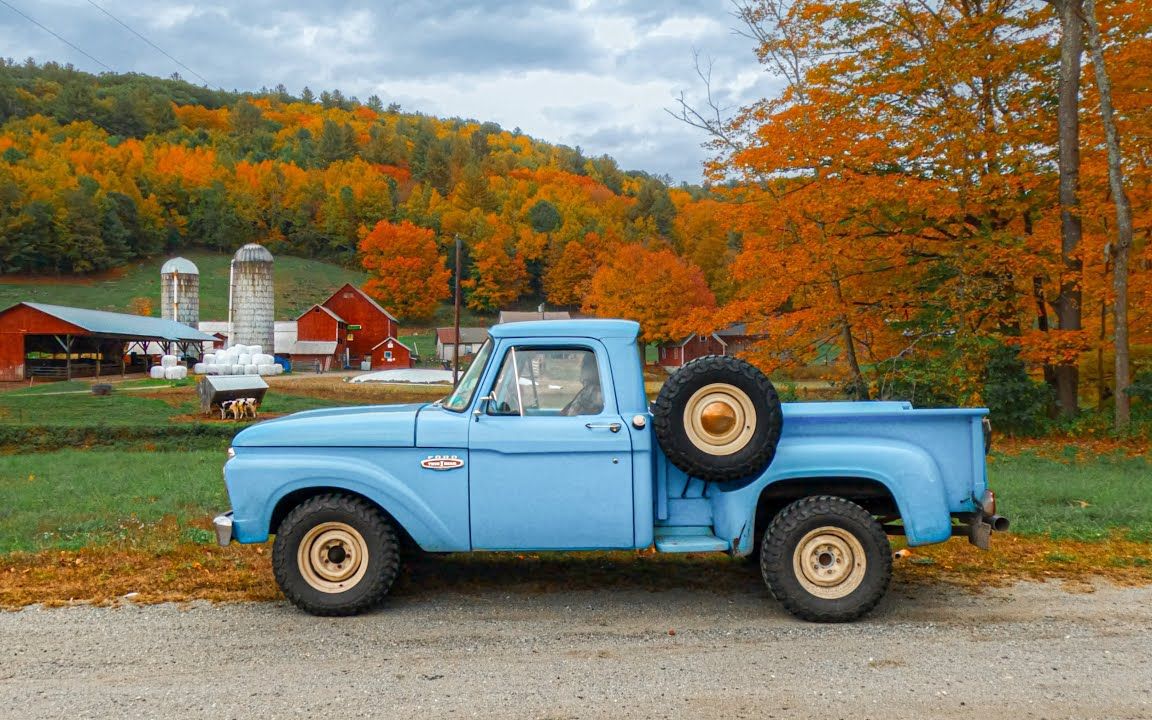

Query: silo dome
[160,256,200,324]
[161,256,200,275]
[229,243,275,352]
[233,243,275,264]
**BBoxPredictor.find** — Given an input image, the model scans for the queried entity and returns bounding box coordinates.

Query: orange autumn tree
[359,220,451,321]
[582,244,716,344]
[696,0,1060,403]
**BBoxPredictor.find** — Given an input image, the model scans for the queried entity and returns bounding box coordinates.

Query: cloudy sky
[1,0,779,182]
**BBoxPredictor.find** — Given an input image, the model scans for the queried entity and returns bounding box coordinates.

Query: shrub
[981,344,1051,436]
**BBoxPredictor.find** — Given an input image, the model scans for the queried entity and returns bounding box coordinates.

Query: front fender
[714,437,953,553]
[225,449,470,552]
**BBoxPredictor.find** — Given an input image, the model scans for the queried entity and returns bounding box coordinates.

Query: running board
[654,527,729,553]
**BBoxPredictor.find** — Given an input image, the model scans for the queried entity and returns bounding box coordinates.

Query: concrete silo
[160,256,200,324]
[228,243,275,352]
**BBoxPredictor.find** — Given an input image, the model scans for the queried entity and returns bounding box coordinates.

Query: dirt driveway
[2,581,1150,720]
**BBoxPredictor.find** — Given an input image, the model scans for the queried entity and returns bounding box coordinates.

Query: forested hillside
[0,60,725,339]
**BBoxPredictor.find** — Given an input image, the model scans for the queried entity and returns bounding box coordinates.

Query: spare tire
[653,355,782,483]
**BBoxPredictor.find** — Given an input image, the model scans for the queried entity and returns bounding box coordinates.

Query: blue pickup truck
[214,319,1006,622]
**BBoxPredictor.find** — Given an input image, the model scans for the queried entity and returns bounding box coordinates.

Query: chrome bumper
[213,511,234,546]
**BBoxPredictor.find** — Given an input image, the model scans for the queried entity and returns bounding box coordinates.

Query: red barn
[318,284,399,367]
[657,332,727,372]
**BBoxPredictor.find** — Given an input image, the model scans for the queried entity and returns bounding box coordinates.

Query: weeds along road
[2,581,1150,720]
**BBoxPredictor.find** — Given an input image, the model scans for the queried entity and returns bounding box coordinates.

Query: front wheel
[272,493,400,616]
[760,496,891,622]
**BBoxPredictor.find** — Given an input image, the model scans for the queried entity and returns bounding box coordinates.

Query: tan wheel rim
[792,526,867,600]
[297,522,369,594]
[683,383,757,456]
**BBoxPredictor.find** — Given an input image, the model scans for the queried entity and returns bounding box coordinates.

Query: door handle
[585,422,621,433]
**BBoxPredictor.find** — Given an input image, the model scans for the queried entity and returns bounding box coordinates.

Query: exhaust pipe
[988,514,1010,532]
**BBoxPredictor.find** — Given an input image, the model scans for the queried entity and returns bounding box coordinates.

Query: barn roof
[436,327,489,344]
[676,332,726,348]
[296,304,346,323]
[370,336,415,353]
[323,284,398,323]
[7,302,215,341]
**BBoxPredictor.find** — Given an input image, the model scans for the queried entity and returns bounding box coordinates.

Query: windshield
[441,338,493,412]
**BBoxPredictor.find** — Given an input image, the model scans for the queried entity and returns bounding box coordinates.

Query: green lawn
[0,251,367,319]
[0,449,226,553]
[990,452,1152,541]
[0,448,1148,556]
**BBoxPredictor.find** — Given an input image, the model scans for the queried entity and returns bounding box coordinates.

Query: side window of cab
[488,347,605,417]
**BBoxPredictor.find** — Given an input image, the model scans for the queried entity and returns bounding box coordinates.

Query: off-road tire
[272,493,400,616]
[760,496,891,623]
[652,355,782,484]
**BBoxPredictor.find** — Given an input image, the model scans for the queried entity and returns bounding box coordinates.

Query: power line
[85,0,212,87]
[0,0,112,71]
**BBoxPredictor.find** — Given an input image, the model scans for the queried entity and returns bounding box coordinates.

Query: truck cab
[215,319,1006,622]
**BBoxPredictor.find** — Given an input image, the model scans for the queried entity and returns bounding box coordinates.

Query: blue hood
[232,403,427,447]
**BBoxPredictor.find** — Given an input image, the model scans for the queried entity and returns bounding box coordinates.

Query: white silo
[228,243,275,352]
[160,257,200,324]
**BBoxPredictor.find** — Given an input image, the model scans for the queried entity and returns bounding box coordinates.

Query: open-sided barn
[0,302,214,381]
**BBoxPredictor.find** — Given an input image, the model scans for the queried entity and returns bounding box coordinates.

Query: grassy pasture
[0,447,1148,555]
[0,251,367,319]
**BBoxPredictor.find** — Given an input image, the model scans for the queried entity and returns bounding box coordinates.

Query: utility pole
[452,234,462,386]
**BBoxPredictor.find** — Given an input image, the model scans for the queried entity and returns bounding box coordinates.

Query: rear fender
[714,437,953,553]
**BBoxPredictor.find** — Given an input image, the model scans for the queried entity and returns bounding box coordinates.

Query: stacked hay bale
[193,345,282,376]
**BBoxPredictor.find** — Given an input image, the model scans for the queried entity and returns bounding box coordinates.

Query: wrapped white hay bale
[203,354,216,365]
[149,365,166,379]
[163,366,179,380]
[244,364,259,375]
[176,366,188,379]
[257,364,277,375]
[193,363,206,375]
[248,346,263,356]
[237,353,252,366]
[160,354,178,368]
[252,353,274,366]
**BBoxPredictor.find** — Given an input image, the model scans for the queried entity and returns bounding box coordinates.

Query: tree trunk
[832,274,868,400]
[1083,0,1135,430]
[1050,0,1085,418]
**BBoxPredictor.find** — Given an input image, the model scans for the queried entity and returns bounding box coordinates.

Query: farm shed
[0,302,216,381]
[436,327,489,363]
[369,336,416,369]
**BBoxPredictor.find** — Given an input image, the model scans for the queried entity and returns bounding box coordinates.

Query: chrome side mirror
[474,394,495,420]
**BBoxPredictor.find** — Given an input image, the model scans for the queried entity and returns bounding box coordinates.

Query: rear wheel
[760,496,891,622]
[272,493,400,616]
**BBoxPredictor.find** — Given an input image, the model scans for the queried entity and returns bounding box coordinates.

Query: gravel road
[3,580,1150,720]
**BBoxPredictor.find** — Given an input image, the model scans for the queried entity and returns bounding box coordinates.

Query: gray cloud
[0,0,769,182]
